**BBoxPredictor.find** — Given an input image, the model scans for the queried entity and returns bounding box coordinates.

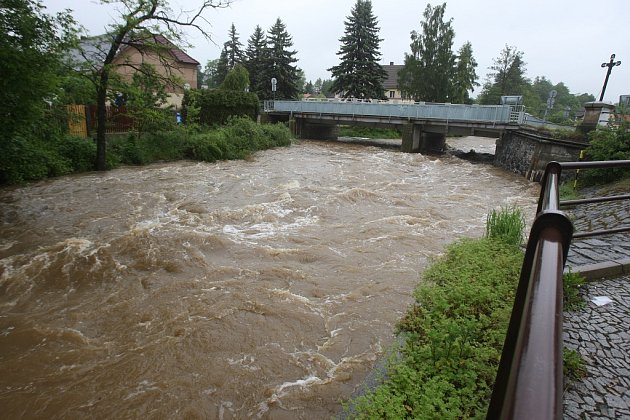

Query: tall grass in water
[484,207,526,247]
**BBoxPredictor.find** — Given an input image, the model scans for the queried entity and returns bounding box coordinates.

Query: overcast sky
[43,0,629,102]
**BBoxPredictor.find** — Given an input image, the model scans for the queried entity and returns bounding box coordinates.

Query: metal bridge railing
[487,159,630,420]
[264,99,522,125]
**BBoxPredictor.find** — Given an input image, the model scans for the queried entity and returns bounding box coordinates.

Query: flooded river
[0,139,538,418]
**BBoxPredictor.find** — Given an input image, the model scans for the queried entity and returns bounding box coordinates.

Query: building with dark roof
[383,62,404,101]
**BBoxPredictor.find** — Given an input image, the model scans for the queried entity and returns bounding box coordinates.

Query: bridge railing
[264,99,521,124]
[487,159,630,420]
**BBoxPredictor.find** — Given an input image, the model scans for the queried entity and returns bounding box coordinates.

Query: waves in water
[0,141,538,418]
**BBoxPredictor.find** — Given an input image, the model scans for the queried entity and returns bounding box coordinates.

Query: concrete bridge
[263,99,526,153]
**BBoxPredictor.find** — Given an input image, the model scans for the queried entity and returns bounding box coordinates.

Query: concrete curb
[566,258,630,281]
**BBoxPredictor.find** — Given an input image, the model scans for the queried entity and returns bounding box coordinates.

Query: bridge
[263,99,526,153]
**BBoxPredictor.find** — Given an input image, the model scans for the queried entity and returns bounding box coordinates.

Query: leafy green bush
[183,131,226,162]
[484,207,526,247]
[347,238,524,418]
[582,122,630,184]
[0,133,96,184]
[182,88,259,126]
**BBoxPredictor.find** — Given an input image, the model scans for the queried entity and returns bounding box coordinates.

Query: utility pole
[599,53,621,101]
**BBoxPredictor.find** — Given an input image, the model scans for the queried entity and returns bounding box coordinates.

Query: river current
[0,139,538,418]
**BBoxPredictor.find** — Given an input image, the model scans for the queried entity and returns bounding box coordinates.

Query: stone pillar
[579,102,615,134]
[401,123,422,153]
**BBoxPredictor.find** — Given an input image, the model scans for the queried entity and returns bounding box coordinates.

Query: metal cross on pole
[599,53,621,101]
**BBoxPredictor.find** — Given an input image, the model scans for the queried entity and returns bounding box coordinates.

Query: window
[389,90,395,99]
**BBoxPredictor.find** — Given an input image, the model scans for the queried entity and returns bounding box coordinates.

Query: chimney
[390,61,394,66]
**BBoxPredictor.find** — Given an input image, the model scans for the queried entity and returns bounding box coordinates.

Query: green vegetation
[346,207,526,418]
[101,117,292,168]
[182,88,259,126]
[484,206,526,247]
[338,126,401,139]
[399,3,479,104]
[477,46,595,124]
[328,0,387,99]
[581,122,630,184]
[563,348,587,383]
[563,270,586,312]
[0,117,292,185]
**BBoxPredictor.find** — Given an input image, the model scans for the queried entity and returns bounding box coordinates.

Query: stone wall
[495,130,587,182]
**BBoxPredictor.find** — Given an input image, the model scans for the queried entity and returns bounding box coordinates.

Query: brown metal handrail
[487,159,630,419]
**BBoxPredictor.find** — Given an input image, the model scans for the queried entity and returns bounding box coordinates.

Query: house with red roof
[74,33,199,108]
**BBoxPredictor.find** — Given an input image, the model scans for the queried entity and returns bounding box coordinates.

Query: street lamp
[599,53,621,101]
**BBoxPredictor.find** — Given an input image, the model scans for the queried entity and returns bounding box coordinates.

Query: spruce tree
[399,3,456,102]
[244,25,267,97]
[224,23,244,68]
[328,0,387,99]
[262,18,300,100]
[214,23,244,87]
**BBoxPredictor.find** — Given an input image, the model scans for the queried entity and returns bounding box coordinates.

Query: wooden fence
[66,105,134,137]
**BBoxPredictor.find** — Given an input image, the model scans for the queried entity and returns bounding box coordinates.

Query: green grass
[484,206,525,247]
[563,270,586,311]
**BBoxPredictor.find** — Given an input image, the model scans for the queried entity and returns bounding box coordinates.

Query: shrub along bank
[0,117,292,186]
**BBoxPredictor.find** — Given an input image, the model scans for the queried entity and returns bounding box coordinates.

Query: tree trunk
[95,73,109,171]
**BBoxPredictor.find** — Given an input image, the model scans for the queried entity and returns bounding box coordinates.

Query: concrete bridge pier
[401,123,446,154]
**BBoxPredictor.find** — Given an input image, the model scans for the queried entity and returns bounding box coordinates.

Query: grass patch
[563,270,586,311]
[345,237,524,418]
[563,348,587,383]
[484,206,525,247]
[338,125,401,139]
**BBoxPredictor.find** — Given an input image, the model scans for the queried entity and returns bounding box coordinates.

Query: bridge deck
[264,99,525,127]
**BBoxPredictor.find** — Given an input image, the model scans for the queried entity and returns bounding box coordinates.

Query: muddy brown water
[0,139,538,418]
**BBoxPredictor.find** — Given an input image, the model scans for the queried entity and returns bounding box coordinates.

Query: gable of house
[383,62,404,100]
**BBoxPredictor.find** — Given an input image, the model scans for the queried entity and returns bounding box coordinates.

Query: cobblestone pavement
[562,188,630,419]
[563,276,630,419]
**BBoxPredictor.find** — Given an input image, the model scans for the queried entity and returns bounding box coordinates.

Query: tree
[75,0,231,171]
[215,47,230,87]
[224,23,244,68]
[398,3,456,102]
[244,25,267,97]
[262,18,300,100]
[328,0,386,99]
[477,45,528,105]
[451,42,479,104]
[304,81,314,95]
[0,0,76,139]
[220,63,249,91]
[201,58,220,88]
